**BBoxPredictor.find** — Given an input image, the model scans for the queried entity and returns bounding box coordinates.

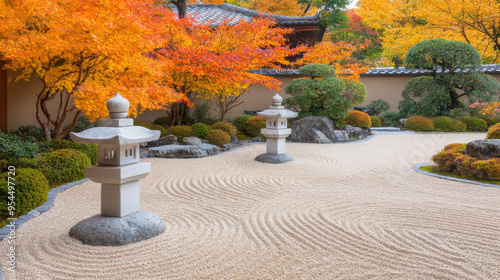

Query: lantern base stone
[69,211,165,246]
[255,153,294,164]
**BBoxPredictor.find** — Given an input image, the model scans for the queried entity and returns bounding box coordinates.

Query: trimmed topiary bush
[153,116,171,127]
[480,117,500,128]
[370,116,381,127]
[164,125,194,142]
[345,110,371,128]
[381,112,400,126]
[206,129,231,147]
[459,116,488,132]
[404,116,434,132]
[211,122,237,137]
[134,120,168,137]
[37,149,90,185]
[39,139,98,165]
[486,123,500,139]
[244,116,266,137]
[432,116,466,132]
[232,115,253,132]
[0,168,50,219]
[191,123,211,139]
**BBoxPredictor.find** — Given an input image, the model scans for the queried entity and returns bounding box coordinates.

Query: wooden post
[0,60,7,131]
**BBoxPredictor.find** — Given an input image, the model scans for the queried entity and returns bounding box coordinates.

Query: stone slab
[69,211,165,246]
[182,137,202,146]
[255,153,294,164]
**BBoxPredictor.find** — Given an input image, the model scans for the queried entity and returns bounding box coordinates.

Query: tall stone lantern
[68,93,165,246]
[255,93,298,164]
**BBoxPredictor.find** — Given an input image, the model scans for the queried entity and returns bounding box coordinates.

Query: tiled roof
[167,4,321,27]
[362,64,500,76]
[250,65,500,77]
[248,69,303,76]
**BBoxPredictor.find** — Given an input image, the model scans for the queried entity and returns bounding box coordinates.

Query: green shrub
[480,116,500,128]
[39,139,98,165]
[211,122,237,137]
[134,120,167,137]
[153,116,171,127]
[0,133,40,167]
[471,159,500,180]
[432,117,466,132]
[341,79,367,107]
[345,110,371,128]
[368,99,390,116]
[370,116,381,127]
[237,132,252,141]
[443,143,467,153]
[0,168,50,219]
[11,125,45,142]
[398,76,452,118]
[192,103,211,123]
[191,123,210,139]
[38,149,90,185]
[206,129,230,147]
[381,112,400,126]
[487,123,500,139]
[459,116,488,132]
[164,125,194,142]
[244,116,266,137]
[232,115,253,132]
[404,116,434,132]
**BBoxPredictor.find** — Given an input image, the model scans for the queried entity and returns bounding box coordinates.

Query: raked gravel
[1,133,499,279]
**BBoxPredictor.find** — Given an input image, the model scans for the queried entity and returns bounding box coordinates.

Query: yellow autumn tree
[358,0,500,65]
[0,0,186,140]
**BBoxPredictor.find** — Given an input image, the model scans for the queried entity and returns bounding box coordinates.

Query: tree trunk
[173,0,187,19]
[449,89,460,109]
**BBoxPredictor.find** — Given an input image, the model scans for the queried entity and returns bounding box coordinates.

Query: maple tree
[296,41,370,81]
[358,0,500,65]
[327,10,382,65]
[0,0,186,140]
[157,16,304,123]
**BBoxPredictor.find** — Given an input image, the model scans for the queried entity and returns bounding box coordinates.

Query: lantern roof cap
[70,126,160,145]
[257,93,298,119]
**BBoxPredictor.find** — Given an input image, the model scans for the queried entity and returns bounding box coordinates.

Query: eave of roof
[167,3,321,27]
[250,65,500,77]
[361,64,500,76]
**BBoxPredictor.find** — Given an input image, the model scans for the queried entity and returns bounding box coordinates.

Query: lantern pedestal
[69,211,165,246]
[255,153,294,164]
[68,93,165,246]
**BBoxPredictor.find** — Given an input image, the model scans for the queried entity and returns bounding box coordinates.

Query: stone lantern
[255,93,298,164]
[68,93,165,246]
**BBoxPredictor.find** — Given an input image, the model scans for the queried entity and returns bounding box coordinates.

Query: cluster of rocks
[141,135,262,159]
[289,116,371,144]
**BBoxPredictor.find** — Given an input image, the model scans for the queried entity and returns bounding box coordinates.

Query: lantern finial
[272,93,283,106]
[107,93,130,119]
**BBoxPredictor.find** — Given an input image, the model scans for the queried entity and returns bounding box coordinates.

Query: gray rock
[182,137,202,146]
[251,137,262,142]
[149,144,219,158]
[139,147,149,158]
[290,116,336,143]
[201,139,209,144]
[142,135,178,147]
[396,118,408,130]
[230,136,239,143]
[17,214,33,221]
[27,210,40,217]
[344,125,371,140]
[255,153,294,164]
[334,130,349,142]
[465,139,500,160]
[69,211,165,246]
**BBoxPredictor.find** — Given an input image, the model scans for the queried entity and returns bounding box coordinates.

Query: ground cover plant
[428,143,500,183]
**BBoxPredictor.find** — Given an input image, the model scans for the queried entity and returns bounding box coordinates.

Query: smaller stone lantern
[255,93,298,164]
[68,93,165,246]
